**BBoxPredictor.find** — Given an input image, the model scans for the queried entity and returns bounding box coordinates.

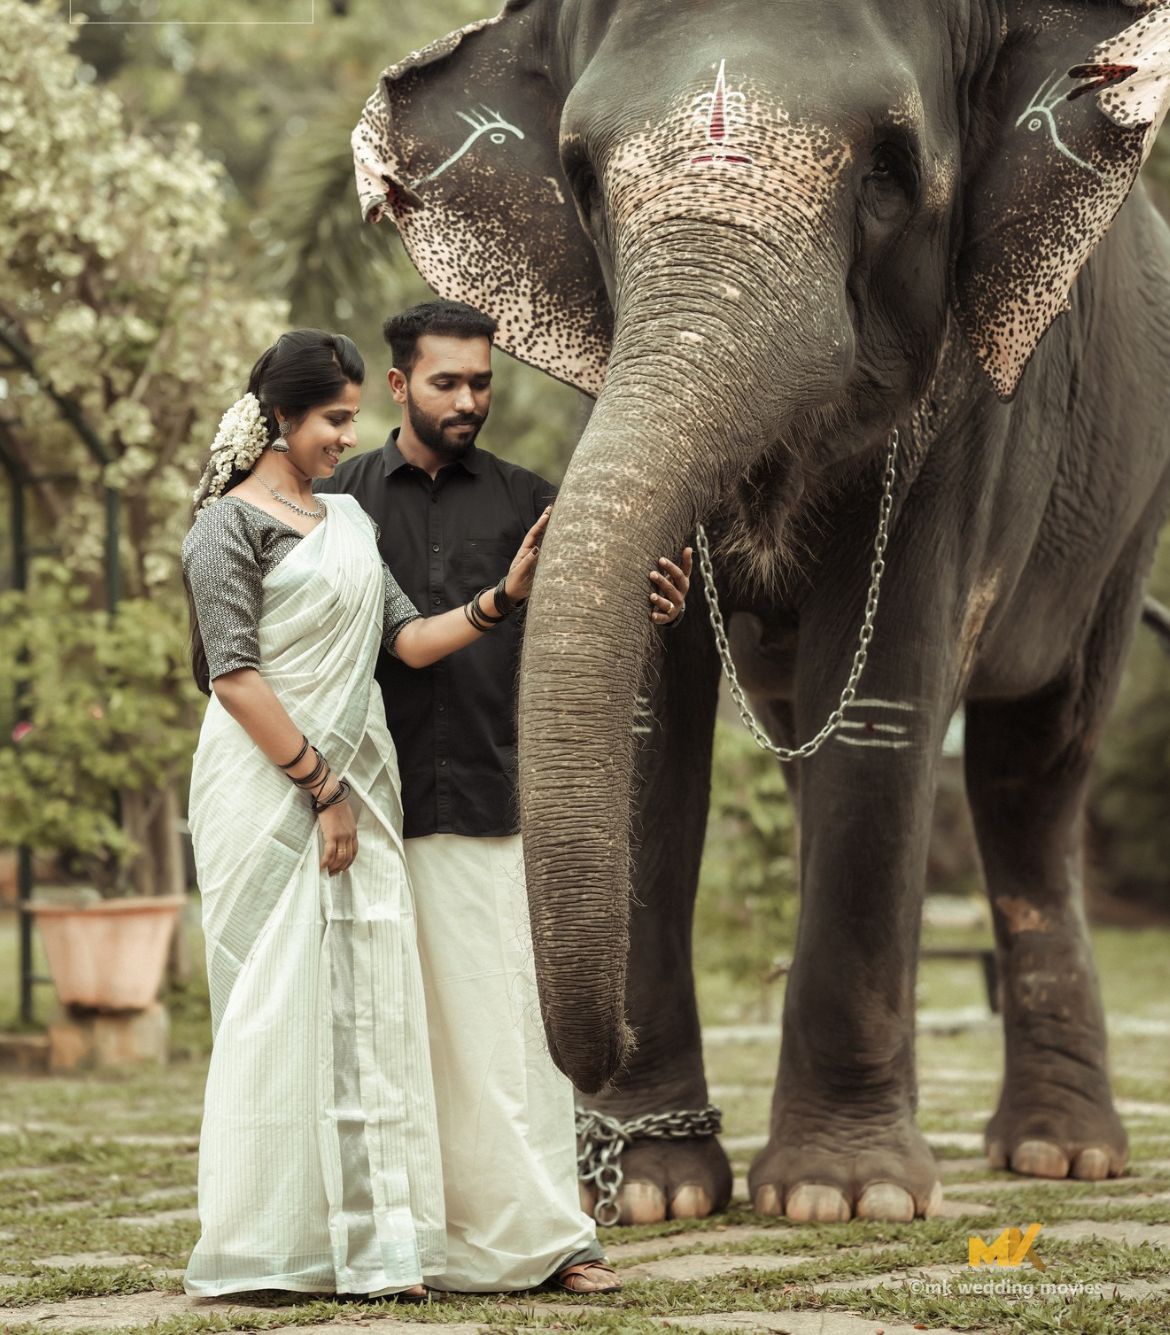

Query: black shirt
[316,430,555,838]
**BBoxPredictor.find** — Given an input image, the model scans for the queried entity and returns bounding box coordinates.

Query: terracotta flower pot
[24,896,184,1011]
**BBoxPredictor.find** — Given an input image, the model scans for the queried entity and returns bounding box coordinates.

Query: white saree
[184,495,445,1298]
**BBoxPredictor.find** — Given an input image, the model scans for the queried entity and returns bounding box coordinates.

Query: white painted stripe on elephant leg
[847,698,917,712]
[839,720,908,736]
[836,735,913,750]
[632,691,655,738]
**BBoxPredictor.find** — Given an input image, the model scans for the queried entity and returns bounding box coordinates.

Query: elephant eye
[869,147,897,180]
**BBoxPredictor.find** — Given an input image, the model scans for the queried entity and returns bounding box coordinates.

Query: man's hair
[383,300,499,374]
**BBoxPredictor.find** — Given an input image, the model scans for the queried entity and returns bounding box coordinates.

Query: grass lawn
[1,909,1168,1334]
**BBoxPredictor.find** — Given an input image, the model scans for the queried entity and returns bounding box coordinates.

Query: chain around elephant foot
[576,1106,730,1225]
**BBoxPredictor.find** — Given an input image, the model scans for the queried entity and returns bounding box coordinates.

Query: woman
[181,330,547,1300]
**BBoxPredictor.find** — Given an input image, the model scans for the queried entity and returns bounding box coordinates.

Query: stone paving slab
[659,1311,965,1334]
[609,1225,783,1261]
[929,1197,995,1218]
[32,1253,149,1269]
[624,1253,817,1282]
[1042,1218,1170,1247]
[117,1206,199,1227]
[2,1291,198,1331]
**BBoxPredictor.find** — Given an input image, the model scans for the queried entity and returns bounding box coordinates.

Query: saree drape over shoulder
[183,495,445,1298]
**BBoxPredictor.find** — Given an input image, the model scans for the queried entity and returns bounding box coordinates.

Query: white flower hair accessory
[193,393,272,510]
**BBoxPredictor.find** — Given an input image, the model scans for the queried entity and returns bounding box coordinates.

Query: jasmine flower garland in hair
[192,393,272,510]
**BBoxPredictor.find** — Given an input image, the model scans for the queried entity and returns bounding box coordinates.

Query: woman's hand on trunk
[504,506,551,602]
[650,547,692,624]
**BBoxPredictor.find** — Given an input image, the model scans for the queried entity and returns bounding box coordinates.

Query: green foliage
[694,720,798,988]
[0,573,203,888]
[1091,529,1170,911]
[0,0,286,598]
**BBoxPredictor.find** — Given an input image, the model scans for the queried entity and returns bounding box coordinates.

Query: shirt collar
[383,427,484,477]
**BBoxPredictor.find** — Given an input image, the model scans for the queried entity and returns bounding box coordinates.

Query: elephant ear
[352,0,612,396]
[954,1,1170,400]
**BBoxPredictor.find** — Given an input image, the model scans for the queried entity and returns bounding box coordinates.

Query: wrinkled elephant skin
[357,0,1170,1223]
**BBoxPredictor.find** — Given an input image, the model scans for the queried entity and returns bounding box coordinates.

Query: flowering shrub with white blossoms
[0,0,284,886]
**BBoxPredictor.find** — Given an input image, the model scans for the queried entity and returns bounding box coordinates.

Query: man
[318,300,687,1294]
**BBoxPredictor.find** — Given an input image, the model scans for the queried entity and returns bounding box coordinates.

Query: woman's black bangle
[473,587,507,624]
[279,734,310,771]
[464,601,488,632]
[291,746,329,791]
[312,778,350,813]
[493,574,518,616]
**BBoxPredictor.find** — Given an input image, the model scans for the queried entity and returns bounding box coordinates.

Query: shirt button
[438,759,447,768]
[431,544,439,553]
[432,596,441,606]
[437,703,446,713]
[431,496,438,505]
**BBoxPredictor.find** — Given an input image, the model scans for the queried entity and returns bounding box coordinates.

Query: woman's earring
[271,421,291,454]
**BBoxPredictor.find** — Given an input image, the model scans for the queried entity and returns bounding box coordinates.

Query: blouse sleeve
[383,564,422,658]
[181,503,264,680]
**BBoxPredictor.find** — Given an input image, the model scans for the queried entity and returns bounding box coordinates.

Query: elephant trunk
[519,220,847,1092]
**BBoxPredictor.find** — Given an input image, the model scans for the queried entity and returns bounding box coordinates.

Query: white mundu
[184,496,445,1298]
[406,831,600,1292]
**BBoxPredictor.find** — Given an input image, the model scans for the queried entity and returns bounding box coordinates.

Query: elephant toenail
[1011,1139,1070,1178]
[986,1139,1008,1171]
[618,1182,667,1225]
[856,1183,915,1222]
[1072,1147,1111,1180]
[785,1184,851,1222]
[925,1181,945,1216]
[669,1185,712,1219]
[753,1184,783,1216]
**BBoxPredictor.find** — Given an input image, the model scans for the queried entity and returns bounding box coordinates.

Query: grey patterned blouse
[181,496,421,682]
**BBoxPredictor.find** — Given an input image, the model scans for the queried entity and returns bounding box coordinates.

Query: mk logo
[968,1224,1047,1270]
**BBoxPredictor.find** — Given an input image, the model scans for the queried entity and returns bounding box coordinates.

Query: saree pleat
[184,496,445,1298]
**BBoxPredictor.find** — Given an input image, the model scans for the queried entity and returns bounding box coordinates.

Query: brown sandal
[551,1260,622,1294]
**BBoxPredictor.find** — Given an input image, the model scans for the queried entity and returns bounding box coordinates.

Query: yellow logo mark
[968,1224,1047,1270]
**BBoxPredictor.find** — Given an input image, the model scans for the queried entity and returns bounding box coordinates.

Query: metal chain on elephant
[695,428,899,762]
[576,1105,723,1226]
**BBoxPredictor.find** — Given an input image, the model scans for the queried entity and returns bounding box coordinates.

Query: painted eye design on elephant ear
[410,105,526,189]
[1015,72,1102,175]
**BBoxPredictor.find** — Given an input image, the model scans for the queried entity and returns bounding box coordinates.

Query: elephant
[353,0,1170,1225]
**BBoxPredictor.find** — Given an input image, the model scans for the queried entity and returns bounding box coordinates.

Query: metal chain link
[695,429,899,762]
[576,1105,723,1227]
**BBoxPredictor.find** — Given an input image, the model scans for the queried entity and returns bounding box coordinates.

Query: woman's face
[280,380,361,478]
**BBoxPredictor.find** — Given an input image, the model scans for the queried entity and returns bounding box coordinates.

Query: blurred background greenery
[1,0,1169,1023]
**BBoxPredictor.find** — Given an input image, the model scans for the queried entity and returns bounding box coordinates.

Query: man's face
[391,333,493,462]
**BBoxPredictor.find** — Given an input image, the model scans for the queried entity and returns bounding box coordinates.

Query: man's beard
[406,391,485,461]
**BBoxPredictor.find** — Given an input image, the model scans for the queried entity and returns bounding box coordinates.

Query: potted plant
[0,576,201,1012]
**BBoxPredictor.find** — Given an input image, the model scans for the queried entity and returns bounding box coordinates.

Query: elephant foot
[579,1135,733,1225]
[984,1076,1127,1181]
[749,1110,942,1222]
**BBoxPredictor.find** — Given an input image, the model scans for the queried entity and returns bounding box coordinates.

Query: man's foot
[551,1261,622,1294]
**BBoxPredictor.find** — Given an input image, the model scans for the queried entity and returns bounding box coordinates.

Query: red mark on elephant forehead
[1066,62,1139,100]
[691,59,754,167]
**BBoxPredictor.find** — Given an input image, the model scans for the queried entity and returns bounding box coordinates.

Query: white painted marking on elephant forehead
[411,105,525,189]
[1016,73,1102,176]
[690,59,754,166]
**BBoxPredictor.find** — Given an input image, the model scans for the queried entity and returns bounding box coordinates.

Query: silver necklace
[253,471,326,520]
[696,427,898,762]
